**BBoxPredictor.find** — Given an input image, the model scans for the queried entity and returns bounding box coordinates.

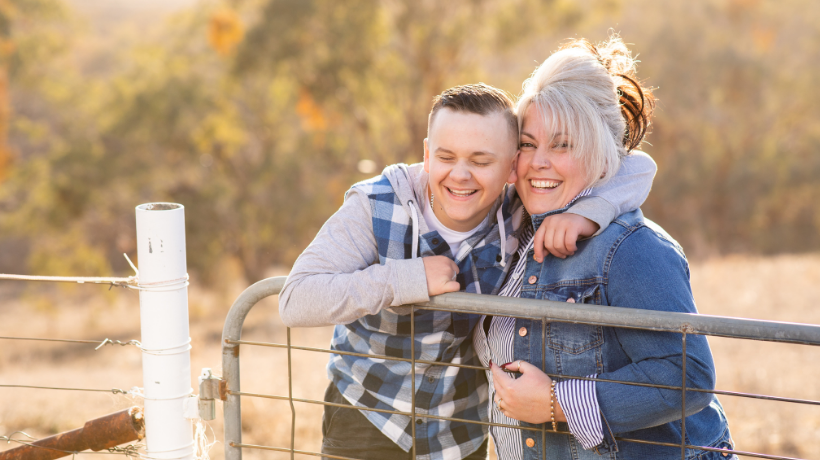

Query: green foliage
[0,0,818,282]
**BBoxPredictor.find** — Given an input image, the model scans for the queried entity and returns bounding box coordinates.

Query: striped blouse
[472,201,604,458]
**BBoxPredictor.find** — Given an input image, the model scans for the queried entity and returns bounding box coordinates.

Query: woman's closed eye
[519,141,536,149]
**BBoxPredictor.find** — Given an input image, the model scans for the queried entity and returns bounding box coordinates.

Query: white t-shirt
[421,193,487,258]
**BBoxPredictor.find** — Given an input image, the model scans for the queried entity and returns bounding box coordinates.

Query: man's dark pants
[321,382,489,460]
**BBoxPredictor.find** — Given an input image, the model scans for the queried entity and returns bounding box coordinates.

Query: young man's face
[423,108,518,232]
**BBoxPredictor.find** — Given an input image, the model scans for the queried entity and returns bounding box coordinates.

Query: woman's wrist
[551,381,568,423]
[550,380,557,430]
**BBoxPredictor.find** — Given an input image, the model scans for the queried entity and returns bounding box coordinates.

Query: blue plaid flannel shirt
[328,173,521,459]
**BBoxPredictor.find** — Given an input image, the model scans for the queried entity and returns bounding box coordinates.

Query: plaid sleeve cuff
[555,375,604,450]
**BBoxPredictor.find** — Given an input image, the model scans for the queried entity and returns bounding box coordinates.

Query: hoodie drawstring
[409,201,420,259]
[496,206,506,267]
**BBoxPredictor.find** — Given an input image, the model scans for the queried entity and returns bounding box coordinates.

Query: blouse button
[528,275,537,284]
[526,438,535,448]
[518,327,527,337]
[512,271,520,280]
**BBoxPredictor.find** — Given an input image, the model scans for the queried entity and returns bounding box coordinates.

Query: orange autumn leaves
[208,7,243,56]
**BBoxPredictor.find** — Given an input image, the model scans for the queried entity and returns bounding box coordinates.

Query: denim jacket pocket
[544,285,604,355]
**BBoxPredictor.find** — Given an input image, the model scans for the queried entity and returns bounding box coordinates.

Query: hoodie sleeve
[279,188,430,327]
[565,150,657,235]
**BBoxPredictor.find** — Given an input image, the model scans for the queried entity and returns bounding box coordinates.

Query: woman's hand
[533,214,599,262]
[490,360,567,424]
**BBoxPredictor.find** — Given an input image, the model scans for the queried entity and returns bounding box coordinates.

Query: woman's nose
[531,150,551,169]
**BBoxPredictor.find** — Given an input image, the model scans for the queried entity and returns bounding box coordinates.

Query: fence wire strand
[0,384,132,395]
[0,336,142,350]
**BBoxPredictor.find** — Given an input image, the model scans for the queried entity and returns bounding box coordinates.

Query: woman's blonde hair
[517,35,655,187]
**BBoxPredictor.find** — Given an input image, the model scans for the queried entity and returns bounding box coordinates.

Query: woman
[473,37,735,459]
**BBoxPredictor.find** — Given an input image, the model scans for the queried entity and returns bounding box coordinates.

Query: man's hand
[422,256,460,296]
[534,214,599,262]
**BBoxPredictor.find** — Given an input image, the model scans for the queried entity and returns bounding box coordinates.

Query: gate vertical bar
[541,318,547,460]
[135,203,194,460]
[410,307,417,458]
[680,331,687,460]
[288,328,296,460]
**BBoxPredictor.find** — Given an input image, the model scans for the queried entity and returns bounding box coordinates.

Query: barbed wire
[107,443,145,458]
[0,254,188,293]
[0,384,133,395]
[0,273,138,289]
[0,336,142,350]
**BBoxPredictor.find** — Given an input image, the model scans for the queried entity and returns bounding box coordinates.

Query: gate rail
[221,276,820,460]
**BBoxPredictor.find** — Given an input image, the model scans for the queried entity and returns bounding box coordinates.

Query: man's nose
[449,160,472,181]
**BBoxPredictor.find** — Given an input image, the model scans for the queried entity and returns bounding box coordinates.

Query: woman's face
[515,104,588,215]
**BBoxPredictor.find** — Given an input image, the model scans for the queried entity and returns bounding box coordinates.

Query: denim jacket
[513,209,733,460]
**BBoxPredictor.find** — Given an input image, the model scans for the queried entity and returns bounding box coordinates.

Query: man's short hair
[427,83,518,143]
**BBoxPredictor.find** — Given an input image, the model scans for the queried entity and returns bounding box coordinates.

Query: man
[279,83,655,459]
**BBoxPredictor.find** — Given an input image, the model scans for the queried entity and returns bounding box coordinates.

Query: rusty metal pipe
[0,407,144,460]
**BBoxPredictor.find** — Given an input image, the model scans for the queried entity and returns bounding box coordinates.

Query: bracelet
[550,380,557,431]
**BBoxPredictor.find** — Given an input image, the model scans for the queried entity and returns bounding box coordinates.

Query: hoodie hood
[381,163,427,260]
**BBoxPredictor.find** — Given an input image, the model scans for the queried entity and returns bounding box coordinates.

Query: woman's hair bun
[560,36,656,152]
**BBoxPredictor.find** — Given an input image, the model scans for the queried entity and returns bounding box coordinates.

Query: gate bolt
[198,368,225,421]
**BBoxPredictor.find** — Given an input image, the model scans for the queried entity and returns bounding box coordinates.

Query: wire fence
[221,276,820,460]
[0,274,146,459]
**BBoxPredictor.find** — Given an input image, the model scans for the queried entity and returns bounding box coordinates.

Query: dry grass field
[1,254,819,459]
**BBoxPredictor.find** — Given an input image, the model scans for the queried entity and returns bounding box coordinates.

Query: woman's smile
[528,178,562,190]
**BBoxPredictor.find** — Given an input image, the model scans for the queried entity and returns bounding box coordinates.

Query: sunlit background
[1,0,819,458]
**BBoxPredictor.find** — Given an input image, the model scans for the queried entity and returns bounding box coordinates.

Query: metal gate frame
[220,276,820,460]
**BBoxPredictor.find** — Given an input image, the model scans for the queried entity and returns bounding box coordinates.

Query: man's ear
[507,150,520,184]
[423,138,430,173]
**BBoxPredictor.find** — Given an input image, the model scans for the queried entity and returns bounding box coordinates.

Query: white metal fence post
[136,203,194,460]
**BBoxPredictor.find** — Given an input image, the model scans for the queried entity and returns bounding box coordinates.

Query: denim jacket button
[519,327,527,337]
[526,438,535,448]
[528,275,537,284]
